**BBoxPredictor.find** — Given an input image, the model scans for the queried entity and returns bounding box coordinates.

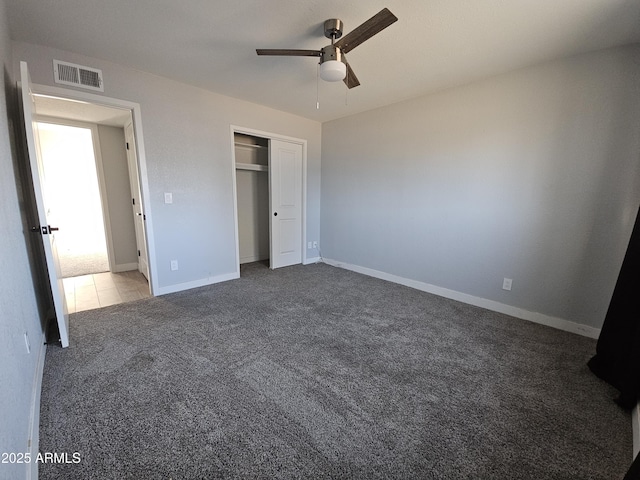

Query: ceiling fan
[256,8,398,89]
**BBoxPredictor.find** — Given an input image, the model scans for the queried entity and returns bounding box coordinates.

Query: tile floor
[63,270,151,313]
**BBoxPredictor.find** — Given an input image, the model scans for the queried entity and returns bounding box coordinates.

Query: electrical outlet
[313,241,318,249]
[164,192,173,204]
[170,260,179,271]
[308,242,312,249]
[502,278,512,291]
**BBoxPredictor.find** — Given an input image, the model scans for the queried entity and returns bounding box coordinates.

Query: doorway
[36,114,150,313]
[34,114,151,313]
[32,92,154,313]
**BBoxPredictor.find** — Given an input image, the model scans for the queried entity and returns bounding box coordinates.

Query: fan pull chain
[344,67,349,106]
[316,63,320,109]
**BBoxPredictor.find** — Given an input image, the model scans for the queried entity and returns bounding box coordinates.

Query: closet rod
[236,162,268,172]
[234,142,267,149]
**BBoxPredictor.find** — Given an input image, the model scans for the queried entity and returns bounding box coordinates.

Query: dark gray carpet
[39,262,632,479]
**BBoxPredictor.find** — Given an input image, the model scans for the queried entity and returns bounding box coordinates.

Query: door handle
[48,226,59,234]
[274,212,278,216]
[34,226,51,235]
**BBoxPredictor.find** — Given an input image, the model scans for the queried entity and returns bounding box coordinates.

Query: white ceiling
[6,0,640,122]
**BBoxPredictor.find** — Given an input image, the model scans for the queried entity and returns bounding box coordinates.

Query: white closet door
[269,139,302,269]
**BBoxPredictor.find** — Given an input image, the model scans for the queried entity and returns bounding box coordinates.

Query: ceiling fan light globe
[319,60,346,82]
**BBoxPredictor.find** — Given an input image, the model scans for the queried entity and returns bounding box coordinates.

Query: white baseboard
[322,258,601,339]
[303,256,321,265]
[154,271,239,296]
[153,257,322,295]
[634,402,640,460]
[27,331,46,480]
[111,262,138,273]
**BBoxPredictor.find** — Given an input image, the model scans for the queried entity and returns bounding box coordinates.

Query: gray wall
[0,0,47,477]
[13,40,322,292]
[321,45,640,330]
[97,124,138,270]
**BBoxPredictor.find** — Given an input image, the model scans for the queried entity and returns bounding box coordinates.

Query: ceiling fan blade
[334,8,398,53]
[256,49,322,57]
[343,61,360,89]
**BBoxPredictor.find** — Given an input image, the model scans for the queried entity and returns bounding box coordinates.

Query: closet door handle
[274,212,278,216]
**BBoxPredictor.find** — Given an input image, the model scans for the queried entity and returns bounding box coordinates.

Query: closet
[235,133,269,265]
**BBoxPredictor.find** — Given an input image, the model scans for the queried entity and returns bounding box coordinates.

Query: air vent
[53,60,104,92]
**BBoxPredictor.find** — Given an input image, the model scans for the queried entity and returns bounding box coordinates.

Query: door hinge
[132,198,135,205]
[138,250,140,257]
[126,142,130,150]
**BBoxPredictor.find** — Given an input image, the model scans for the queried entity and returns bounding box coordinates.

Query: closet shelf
[236,162,268,172]
[235,142,267,149]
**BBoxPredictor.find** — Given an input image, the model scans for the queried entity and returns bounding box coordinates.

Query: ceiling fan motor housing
[321,45,344,64]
